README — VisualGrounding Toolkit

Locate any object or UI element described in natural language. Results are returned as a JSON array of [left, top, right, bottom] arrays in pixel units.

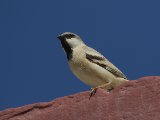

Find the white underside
[[68, 45, 127, 89]]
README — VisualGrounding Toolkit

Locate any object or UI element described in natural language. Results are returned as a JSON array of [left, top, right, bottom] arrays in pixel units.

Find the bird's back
[[83, 46, 127, 79]]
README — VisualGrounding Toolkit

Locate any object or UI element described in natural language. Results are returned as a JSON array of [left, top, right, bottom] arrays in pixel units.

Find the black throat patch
[[60, 40, 72, 60]]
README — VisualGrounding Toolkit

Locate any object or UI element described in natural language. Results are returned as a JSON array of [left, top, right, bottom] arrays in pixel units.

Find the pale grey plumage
[[84, 46, 127, 79], [58, 32, 128, 90]]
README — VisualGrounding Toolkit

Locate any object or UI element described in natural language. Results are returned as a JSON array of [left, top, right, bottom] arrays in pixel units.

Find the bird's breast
[[68, 55, 109, 87]]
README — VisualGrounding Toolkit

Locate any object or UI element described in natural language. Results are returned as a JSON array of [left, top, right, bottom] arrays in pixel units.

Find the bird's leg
[[89, 87, 98, 99], [89, 82, 112, 99]]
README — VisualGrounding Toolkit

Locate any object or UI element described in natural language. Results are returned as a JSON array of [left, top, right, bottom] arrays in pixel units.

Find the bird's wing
[[84, 47, 127, 79]]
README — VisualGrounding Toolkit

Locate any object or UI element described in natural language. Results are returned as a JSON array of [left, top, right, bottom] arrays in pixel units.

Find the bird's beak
[[57, 35, 62, 40]]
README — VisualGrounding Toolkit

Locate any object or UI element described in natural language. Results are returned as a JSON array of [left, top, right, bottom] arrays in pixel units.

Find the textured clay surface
[[1, 76, 160, 120]]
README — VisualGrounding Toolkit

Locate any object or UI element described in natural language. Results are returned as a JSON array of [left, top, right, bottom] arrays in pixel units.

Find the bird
[[57, 32, 128, 98]]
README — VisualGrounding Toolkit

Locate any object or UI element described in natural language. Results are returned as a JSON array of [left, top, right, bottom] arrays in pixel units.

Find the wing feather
[[85, 47, 127, 79]]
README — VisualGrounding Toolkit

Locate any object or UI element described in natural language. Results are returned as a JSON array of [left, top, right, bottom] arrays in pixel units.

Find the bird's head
[[57, 32, 84, 49], [57, 32, 84, 60]]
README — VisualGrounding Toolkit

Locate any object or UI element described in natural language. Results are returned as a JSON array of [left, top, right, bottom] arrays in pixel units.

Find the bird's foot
[[89, 87, 98, 99]]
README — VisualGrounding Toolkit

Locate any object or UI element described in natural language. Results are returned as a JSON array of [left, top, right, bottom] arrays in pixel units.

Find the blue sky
[[0, 0, 160, 110]]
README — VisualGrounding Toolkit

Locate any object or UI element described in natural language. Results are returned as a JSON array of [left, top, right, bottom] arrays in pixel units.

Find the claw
[[89, 88, 98, 99]]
